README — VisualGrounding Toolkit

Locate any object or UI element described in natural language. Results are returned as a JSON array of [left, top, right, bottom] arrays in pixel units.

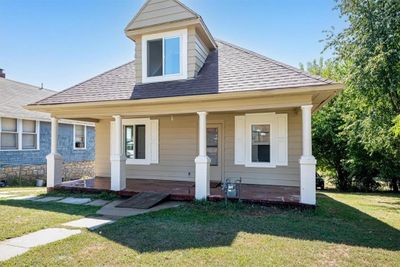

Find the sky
[[0, 0, 346, 91]]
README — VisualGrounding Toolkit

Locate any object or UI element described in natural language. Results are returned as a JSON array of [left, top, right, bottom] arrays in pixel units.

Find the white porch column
[[110, 115, 126, 191], [299, 105, 317, 205], [46, 117, 63, 188], [195, 111, 210, 200]]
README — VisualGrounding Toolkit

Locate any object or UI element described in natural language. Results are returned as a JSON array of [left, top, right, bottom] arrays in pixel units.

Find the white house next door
[[207, 124, 223, 182]]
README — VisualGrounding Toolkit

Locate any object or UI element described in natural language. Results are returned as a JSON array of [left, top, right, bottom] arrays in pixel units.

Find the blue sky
[[0, 0, 346, 91]]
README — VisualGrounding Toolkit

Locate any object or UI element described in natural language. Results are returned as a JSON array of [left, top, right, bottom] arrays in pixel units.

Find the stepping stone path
[[86, 199, 110, 206], [0, 228, 81, 262], [33, 196, 64, 202], [8, 195, 40, 201], [57, 197, 91, 205], [62, 217, 115, 230]]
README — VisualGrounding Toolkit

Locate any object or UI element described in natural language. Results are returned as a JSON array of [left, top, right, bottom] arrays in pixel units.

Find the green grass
[[1, 192, 400, 266], [0, 187, 101, 240]]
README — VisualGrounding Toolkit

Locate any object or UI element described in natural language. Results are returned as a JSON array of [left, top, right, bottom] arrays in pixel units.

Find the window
[[147, 37, 181, 77], [251, 125, 270, 163], [142, 29, 187, 83], [124, 125, 146, 160], [207, 127, 218, 166], [111, 118, 159, 165], [22, 120, 38, 149], [0, 118, 39, 150], [74, 124, 86, 149], [234, 113, 288, 168], [1, 118, 18, 150]]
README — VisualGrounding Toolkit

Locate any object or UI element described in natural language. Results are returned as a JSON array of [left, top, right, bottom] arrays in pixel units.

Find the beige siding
[[194, 31, 209, 74], [95, 119, 111, 177], [95, 111, 301, 187], [187, 26, 197, 78], [127, 0, 196, 31], [135, 36, 142, 83]]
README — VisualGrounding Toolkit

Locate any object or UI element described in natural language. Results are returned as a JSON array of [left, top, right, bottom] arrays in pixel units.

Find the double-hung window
[[74, 124, 86, 149], [0, 118, 39, 150], [142, 29, 187, 83], [22, 120, 38, 150], [0, 118, 18, 150]]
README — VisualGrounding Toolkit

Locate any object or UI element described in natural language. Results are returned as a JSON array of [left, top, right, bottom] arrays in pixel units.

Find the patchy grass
[[0, 187, 100, 240], [1, 192, 399, 266]]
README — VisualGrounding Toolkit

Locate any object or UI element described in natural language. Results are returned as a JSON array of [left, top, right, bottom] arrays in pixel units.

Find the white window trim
[[235, 113, 288, 168], [73, 124, 87, 150], [123, 118, 150, 165], [141, 29, 188, 83], [0, 117, 40, 151]]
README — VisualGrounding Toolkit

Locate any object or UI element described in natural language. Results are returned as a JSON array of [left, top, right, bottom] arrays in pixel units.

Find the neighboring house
[[27, 0, 343, 205], [0, 69, 95, 182]]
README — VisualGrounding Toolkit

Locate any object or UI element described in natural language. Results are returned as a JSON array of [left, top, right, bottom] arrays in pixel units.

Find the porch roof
[[31, 40, 339, 106]]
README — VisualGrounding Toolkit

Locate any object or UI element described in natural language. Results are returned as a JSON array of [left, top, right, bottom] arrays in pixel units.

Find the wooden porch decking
[[58, 177, 301, 206]]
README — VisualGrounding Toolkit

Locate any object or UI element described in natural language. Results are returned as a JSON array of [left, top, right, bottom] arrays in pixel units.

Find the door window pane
[[207, 128, 218, 166], [251, 125, 270, 163], [74, 125, 86, 148], [2, 118, 17, 132], [164, 37, 180, 75], [1, 133, 17, 150], [147, 39, 163, 77], [135, 125, 146, 159]]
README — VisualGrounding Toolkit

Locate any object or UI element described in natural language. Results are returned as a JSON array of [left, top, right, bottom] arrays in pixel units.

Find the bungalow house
[[0, 70, 95, 183], [27, 0, 342, 205]]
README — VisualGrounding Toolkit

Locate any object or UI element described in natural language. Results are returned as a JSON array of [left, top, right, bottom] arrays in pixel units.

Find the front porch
[[58, 177, 301, 205]]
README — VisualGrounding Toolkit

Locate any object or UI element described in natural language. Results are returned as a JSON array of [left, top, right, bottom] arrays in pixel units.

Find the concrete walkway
[[0, 228, 81, 262]]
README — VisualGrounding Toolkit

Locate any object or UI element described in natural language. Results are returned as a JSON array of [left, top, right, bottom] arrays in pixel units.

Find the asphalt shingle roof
[[0, 78, 55, 120], [34, 40, 335, 105]]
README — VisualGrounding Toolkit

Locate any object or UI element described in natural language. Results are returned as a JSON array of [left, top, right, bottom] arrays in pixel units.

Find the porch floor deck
[[58, 177, 301, 205]]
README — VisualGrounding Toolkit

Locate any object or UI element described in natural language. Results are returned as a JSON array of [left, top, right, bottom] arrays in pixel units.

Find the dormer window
[[142, 29, 187, 83]]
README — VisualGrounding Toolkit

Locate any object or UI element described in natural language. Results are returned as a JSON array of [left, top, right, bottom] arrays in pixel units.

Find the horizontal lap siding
[[129, 0, 195, 30], [126, 115, 197, 181], [210, 112, 301, 187], [95, 119, 111, 177], [95, 112, 301, 186]]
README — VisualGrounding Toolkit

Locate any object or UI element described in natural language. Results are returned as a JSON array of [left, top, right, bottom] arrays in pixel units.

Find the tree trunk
[[391, 177, 399, 192]]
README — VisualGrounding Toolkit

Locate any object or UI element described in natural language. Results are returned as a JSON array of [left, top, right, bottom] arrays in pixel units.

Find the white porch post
[[110, 115, 126, 191], [299, 105, 317, 205], [46, 117, 63, 188], [195, 111, 210, 200]]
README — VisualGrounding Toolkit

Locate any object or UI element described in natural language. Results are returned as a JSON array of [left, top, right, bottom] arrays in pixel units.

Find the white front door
[[207, 124, 223, 182]]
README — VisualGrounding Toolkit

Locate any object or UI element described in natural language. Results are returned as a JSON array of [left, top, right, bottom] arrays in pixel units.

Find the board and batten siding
[[95, 111, 301, 187]]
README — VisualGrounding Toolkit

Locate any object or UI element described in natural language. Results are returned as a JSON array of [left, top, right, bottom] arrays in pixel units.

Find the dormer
[[125, 0, 217, 84]]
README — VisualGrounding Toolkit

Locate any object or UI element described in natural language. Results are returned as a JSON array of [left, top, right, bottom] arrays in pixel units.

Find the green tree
[[324, 0, 400, 191]]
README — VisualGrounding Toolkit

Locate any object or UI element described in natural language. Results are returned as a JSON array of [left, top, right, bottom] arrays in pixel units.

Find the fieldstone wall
[[0, 161, 95, 185]]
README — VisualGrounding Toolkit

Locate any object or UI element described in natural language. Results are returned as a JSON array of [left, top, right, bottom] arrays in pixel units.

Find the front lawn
[[1, 191, 399, 266], [0, 187, 100, 240]]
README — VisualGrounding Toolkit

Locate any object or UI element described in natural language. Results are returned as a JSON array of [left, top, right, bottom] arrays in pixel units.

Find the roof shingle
[[34, 40, 335, 105]]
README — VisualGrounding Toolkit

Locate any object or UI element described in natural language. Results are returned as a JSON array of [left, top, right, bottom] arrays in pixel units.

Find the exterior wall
[[0, 121, 95, 165], [194, 30, 209, 74], [127, 0, 196, 31], [0, 161, 95, 183], [95, 111, 301, 187]]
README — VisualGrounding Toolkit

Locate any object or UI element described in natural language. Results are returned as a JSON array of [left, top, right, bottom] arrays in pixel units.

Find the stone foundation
[[0, 161, 95, 184]]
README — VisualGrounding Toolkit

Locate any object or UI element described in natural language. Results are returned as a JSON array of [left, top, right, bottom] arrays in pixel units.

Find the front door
[[207, 124, 223, 182]]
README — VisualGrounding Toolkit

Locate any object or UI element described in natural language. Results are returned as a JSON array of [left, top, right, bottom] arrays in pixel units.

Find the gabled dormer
[[125, 0, 217, 84]]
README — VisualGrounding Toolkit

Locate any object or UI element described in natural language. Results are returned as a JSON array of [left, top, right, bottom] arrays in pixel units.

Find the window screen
[[251, 125, 270, 163], [147, 39, 163, 77]]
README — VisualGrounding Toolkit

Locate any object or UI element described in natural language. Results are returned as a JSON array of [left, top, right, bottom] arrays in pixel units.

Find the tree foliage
[[307, 0, 400, 191]]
